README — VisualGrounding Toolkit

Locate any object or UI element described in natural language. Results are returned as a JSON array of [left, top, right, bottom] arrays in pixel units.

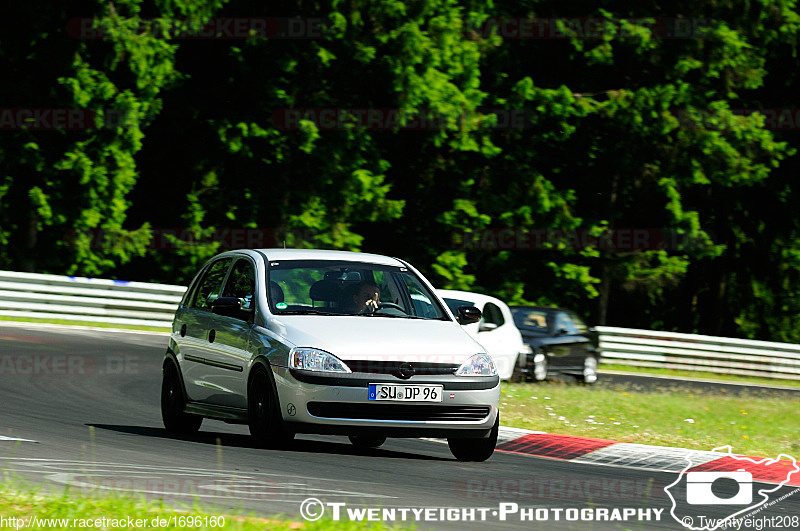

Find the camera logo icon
[[686, 469, 752, 505]]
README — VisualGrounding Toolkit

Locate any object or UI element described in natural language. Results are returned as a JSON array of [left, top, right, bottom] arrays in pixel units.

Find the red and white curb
[[496, 427, 800, 487]]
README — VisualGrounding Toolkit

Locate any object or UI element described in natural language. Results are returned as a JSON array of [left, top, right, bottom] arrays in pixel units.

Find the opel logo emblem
[[397, 362, 415, 379]]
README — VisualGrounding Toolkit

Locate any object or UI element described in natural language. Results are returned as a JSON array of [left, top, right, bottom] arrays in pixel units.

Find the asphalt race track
[[1, 323, 798, 530]]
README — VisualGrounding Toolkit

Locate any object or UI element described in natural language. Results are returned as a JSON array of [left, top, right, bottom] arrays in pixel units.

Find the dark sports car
[[509, 306, 601, 384]]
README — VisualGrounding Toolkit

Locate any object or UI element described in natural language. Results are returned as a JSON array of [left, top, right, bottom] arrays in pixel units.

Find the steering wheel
[[376, 302, 407, 313]]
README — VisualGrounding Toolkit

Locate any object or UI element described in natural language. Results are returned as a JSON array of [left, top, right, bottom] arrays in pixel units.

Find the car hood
[[269, 315, 485, 365]]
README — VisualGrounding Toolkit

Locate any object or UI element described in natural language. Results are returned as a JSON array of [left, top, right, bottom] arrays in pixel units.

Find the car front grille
[[344, 360, 458, 377], [307, 402, 491, 422]]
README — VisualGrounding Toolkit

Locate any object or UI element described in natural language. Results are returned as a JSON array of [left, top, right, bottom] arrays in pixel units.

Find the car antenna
[[283, 240, 286, 249]]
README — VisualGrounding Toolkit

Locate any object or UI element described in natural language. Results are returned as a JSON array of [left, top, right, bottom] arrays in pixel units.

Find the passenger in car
[[269, 281, 284, 305]]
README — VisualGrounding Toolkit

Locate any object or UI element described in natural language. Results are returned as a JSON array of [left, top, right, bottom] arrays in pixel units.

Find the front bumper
[[524, 352, 600, 375], [272, 366, 500, 438]]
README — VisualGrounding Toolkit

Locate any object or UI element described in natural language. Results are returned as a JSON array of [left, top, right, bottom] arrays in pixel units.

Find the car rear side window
[[482, 303, 505, 327], [554, 312, 578, 334], [569, 312, 588, 333], [444, 298, 474, 316], [190, 258, 233, 311]]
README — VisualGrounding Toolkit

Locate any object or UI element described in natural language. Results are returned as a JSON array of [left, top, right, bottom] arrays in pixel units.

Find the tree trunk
[[598, 259, 611, 325], [597, 173, 620, 325], [21, 207, 38, 272]]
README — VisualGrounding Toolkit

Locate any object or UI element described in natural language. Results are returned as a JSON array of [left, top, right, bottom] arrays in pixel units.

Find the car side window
[[482, 303, 505, 327], [222, 259, 256, 310], [190, 258, 233, 311], [554, 312, 577, 334], [445, 298, 474, 316], [397, 273, 436, 317], [569, 312, 588, 333]]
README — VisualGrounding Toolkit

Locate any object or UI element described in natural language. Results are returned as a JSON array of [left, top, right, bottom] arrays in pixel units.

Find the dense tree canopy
[[1, 0, 799, 341]]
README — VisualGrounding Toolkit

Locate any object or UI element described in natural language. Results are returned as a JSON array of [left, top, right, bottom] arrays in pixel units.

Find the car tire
[[348, 435, 387, 448], [447, 414, 499, 462], [577, 356, 599, 385], [510, 354, 526, 383], [248, 367, 294, 448], [532, 350, 548, 382], [161, 361, 203, 434]]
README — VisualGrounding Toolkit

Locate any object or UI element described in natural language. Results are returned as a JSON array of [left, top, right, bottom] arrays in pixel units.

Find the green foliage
[[432, 250, 476, 290], [2, 0, 800, 341], [0, 0, 220, 275]]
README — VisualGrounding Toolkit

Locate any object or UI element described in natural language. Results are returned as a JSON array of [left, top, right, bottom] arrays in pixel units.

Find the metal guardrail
[[597, 326, 800, 381], [0, 270, 186, 328], [1, 270, 799, 381]]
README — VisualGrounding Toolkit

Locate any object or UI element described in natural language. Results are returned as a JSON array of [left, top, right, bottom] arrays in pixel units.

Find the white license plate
[[368, 383, 443, 402]]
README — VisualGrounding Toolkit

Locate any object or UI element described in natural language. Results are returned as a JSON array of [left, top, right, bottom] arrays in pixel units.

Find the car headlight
[[289, 348, 352, 373], [455, 353, 497, 376]]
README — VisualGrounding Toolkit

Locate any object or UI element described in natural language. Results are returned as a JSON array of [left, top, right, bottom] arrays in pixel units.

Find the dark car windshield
[[511, 307, 553, 333], [267, 260, 448, 320]]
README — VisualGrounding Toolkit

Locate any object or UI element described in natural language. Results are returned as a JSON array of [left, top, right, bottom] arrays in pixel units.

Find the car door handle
[[208, 329, 216, 343]]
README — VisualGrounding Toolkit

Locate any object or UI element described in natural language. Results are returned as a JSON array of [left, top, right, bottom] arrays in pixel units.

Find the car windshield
[[267, 260, 449, 320], [511, 308, 552, 332]]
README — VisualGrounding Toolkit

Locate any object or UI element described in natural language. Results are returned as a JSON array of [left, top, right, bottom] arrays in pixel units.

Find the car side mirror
[[555, 327, 568, 336], [478, 322, 498, 333], [456, 305, 481, 325], [212, 296, 253, 321]]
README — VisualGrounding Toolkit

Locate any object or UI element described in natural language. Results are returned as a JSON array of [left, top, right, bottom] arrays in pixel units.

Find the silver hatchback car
[[161, 249, 501, 461]]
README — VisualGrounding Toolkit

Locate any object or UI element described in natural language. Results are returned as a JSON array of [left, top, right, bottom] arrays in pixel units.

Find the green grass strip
[[600, 363, 800, 389], [0, 316, 168, 333], [0, 475, 408, 530], [500, 379, 800, 458]]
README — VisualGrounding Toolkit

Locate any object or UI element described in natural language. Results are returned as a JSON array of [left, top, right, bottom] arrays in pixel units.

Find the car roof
[[436, 289, 507, 308], [254, 248, 405, 267]]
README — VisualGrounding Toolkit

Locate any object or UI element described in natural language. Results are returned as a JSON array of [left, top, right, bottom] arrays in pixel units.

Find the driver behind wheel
[[348, 281, 380, 314]]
